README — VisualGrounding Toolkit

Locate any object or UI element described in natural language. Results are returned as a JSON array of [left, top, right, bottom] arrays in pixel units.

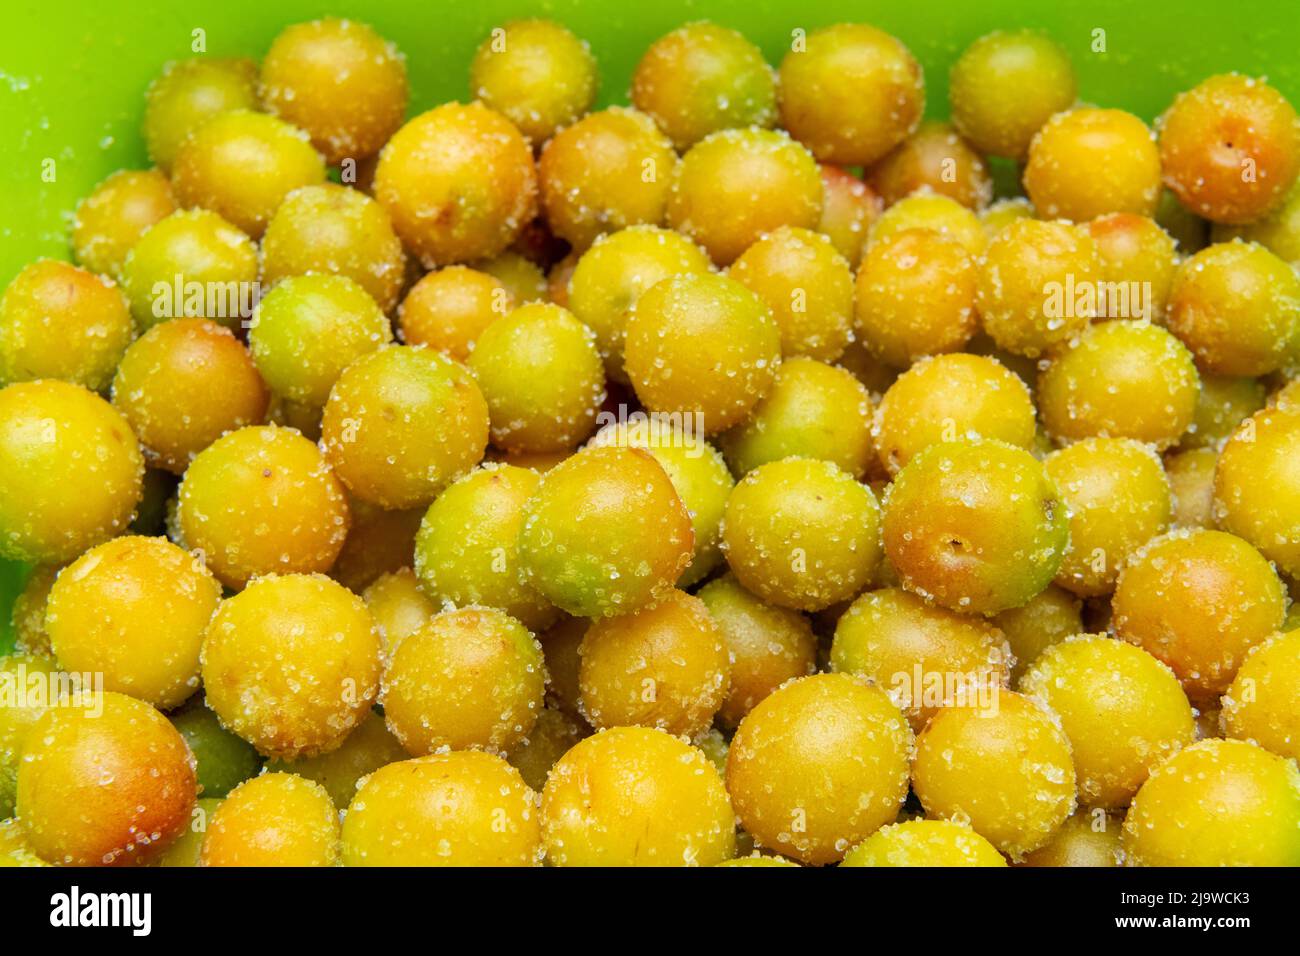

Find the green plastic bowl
[[0, 0, 1296, 648]]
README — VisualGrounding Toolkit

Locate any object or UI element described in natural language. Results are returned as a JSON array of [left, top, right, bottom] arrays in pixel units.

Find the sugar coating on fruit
[[568, 225, 712, 383], [17, 691, 197, 866], [841, 819, 1007, 867], [729, 226, 854, 362], [722, 457, 882, 612], [518, 444, 694, 617], [696, 574, 817, 728], [721, 357, 875, 480], [1021, 634, 1195, 808], [539, 108, 677, 251], [588, 421, 734, 587], [47, 535, 221, 709], [468, 303, 606, 454], [831, 586, 1011, 732], [543, 726, 735, 866], [374, 102, 538, 267], [200, 772, 340, 867], [632, 22, 776, 150], [381, 606, 545, 755], [1, 260, 134, 392], [1113, 528, 1286, 700], [172, 110, 326, 238], [0, 381, 143, 565], [1121, 738, 1300, 866], [262, 183, 407, 313], [260, 17, 408, 166], [912, 691, 1076, 859], [1213, 407, 1300, 578], [200, 573, 381, 759], [726, 673, 912, 865], [666, 128, 823, 265], [882, 440, 1068, 615], [578, 588, 730, 738], [322, 345, 489, 510], [178, 425, 350, 588]]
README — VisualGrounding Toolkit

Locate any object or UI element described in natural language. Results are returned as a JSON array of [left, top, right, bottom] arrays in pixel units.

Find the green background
[[0, 0, 1297, 647]]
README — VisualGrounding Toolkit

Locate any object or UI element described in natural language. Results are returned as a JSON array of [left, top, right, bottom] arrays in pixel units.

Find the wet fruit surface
[[1021, 635, 1195, 808], [542, 725, 734, 866], [568, 225, 712, 383], [855, 228, 979, 368], [578, 588, 729, 738], [723, 457, 881, 612], [1113, 529, 1286, 700], [518, 444, 693, 618], [1222, 629, 1300, 761], [729, 226, 854, 362], [589, 421, 733, 586], [883, 440, 1068, 615], [414, 464, 556, 631], [200, 573, 381, 758], [374, 102, 537, 267], [721, 357, 874, 479], [867, 122, 992, 210], [343, 751, 542, 866], [144, 57, 259, 173], [873, 354, 1036, 475], [727, 673, 911, 865], [697, 574, 816, 728], [381, 606, 544, 755], [913, 691, 1076, 859], [1121, 739, 1300, 866], [0, 381, 143, 565], [18, 691, 197, 866], [177, 425, 350, 588]]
